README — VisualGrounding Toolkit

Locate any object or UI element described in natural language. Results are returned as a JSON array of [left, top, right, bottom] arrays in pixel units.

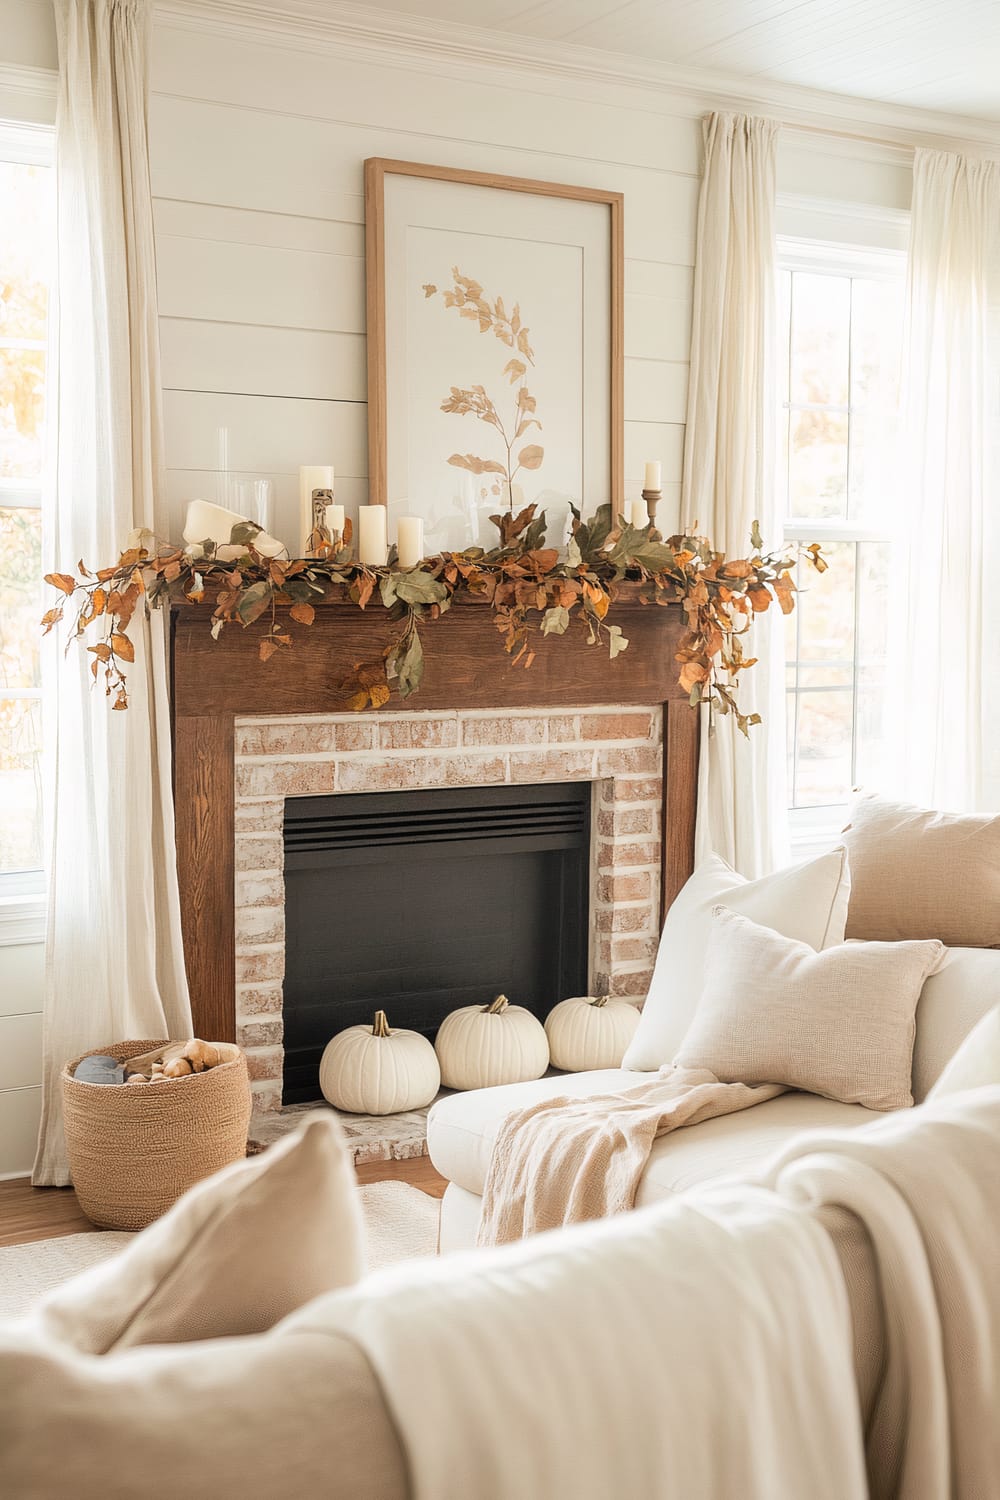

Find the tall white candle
[[628, 498, 648, 529], [396, 515, 424, 569], [358, 505, 388, 566], [643, 460, 662, 491], [324, 503, 345, 539], [299, 465, 335, 553]]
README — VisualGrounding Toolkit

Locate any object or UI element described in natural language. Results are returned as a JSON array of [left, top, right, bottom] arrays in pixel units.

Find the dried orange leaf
[[45, 573, 77, 595]]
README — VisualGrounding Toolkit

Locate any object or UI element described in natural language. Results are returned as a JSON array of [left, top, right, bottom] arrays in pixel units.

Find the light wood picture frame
[[365, 158, 624, 554]]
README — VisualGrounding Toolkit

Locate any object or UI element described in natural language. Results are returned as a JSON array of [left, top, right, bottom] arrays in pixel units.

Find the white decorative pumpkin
[[544, 994, 641, 1072], [435, 994, 549, 1091], [319, 1010, 440, 1115]]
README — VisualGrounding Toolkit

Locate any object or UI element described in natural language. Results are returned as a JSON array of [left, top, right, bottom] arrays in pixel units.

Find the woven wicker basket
[[62, 1039, 252, 1230]]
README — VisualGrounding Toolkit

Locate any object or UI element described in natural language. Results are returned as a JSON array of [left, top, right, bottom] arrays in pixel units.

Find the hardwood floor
[[0, 1155, 447, 1248]]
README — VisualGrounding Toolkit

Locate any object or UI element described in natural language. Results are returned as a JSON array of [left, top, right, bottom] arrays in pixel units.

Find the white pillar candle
[[628, 498, 649, 529], [182, 498, 285, 560], [183, 499, 244, 548], [325, 503, 345, 539], [299, 465, 335, 509], [643, 460, 662, 491], [396, 515, 424, 569], [358, 505, 389, 566], [299, 465, 335, 553]]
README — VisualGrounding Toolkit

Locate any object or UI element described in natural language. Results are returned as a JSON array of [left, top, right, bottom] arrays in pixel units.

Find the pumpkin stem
[[592, 995, 610, 1008], [372, 1010, 391, 1037], [485, 994, 509, 1015]]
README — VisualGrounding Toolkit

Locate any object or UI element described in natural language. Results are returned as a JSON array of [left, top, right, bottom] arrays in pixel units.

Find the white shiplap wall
[[150, 18, 699, 548], [0, 1, 916, 1174]]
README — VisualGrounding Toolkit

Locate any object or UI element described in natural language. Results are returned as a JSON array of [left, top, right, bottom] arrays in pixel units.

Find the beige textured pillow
[[623, 847, 851, 1071], [842, 793, 1000, 946], [929, 1007, 1000, 1098], [675, 908, 945, 1110], [27, 1114, 364, 1354]]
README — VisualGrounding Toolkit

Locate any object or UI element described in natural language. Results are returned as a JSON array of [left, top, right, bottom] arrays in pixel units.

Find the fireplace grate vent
[[284, 794, 588, 856]]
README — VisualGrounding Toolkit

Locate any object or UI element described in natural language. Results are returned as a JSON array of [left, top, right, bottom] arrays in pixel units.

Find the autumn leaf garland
[[42, 505, 826, 734]]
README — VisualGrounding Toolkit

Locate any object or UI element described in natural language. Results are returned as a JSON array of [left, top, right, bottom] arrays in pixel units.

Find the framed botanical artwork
[[365, 158, 623, 555]]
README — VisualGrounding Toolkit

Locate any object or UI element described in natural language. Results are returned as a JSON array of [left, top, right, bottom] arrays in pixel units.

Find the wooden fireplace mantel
[[171, 588, 699, 1042]]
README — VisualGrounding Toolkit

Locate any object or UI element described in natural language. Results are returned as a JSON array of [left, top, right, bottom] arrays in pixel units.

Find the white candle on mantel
[[643, 460, 662, 491], [358, 504, 388, 566], [397, 515, 424, 569], [299, 465, 335, 552], [324, 503, 345, 539], [628, 498, 648, 529]]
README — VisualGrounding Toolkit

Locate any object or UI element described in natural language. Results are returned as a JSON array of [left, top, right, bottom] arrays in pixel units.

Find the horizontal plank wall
[[149, 20, 696, 548]]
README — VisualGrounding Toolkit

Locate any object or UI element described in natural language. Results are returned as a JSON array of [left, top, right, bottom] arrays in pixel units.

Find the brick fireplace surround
[[170, 589, 699, 1106], [235, 706, 664, 1110]]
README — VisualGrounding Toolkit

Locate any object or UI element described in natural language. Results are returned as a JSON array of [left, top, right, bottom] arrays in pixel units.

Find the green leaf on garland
[[607, 624, 628, 660], [229, 521, 263, 545], [236, 580, 272, 625], [521, 510, 548, 552], [396, 629, 424, 698], [541, 604, 570, 636], [393, 571, 449, 607]]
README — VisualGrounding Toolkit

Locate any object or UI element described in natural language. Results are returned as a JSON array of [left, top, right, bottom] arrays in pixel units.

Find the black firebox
[[281, 783, 591, 1103]]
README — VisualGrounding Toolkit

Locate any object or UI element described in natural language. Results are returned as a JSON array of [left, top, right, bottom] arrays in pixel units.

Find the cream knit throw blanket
[[478, 1065, 784, 1245]]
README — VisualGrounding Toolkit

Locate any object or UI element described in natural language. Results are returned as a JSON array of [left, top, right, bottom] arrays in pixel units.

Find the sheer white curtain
[[682, 112, 787, 878], [894, 149, 1000, 813], [35, 0, 192, 1184]]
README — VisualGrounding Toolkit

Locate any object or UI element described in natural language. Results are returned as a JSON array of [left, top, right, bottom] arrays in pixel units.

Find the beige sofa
[[2, 1187, 884, 1500], [429, 946, 1000, 1250]]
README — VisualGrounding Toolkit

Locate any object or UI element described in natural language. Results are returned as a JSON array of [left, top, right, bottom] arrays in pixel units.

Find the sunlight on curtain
[[682, 113, 787, 877], [35, 0, 192, 1184], [894, 150, 1000, 813]]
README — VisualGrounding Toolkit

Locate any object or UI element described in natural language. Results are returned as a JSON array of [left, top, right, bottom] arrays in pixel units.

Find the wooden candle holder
[[641, 487, 662, 532]]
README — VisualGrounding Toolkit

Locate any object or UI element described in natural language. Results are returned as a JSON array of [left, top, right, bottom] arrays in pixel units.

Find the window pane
[[792, 691, 853, 807], [789, 272, 850, 407], [0, 696, 42, 872], [0, 346, 46, 480], [0, 161, 51, 343], [787, 407, 849, 519], [0, 505, 43, 689], [793, 539, 856, 665], [855, 540, 891, 789], [850, 277, 903, 408], [0, 153, 51, 878], [848, 278, 904, 523]]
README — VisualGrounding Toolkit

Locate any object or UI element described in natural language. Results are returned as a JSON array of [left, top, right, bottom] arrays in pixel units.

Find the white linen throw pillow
[[675, 908, 945, 1110], [623, 848, 851, 1071]]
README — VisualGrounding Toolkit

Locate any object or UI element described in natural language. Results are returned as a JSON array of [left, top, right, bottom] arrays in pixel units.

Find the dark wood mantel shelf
[[171, 589, 699, 1041]]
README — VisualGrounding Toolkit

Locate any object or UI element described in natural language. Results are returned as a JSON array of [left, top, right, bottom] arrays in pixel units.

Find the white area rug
[[0, 1180, 439, 1318]]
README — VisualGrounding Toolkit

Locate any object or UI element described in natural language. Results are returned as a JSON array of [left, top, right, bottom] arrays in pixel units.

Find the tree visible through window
[[0, 149, 52, 880], [777, 241, 905, 839]]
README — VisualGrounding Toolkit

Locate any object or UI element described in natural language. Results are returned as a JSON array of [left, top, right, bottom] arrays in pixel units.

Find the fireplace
[[281, 783, 591, 1103], [170, 588, 699, 1112]]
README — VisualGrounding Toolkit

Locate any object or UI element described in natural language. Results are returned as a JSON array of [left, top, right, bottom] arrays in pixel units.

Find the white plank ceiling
[[365, 0, 1000, 122]]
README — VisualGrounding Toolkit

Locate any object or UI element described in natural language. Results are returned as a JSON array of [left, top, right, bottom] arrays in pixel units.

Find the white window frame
[[0, 119, 54, 943], [776, 229, 908, 857]]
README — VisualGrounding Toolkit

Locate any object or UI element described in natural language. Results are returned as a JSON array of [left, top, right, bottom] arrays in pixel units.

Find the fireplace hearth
[[281, 784, 591, 1103]]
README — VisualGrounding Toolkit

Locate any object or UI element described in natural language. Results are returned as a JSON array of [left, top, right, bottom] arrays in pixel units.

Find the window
[[777, 239, 906, 846], [0, 126, 53, 909]]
